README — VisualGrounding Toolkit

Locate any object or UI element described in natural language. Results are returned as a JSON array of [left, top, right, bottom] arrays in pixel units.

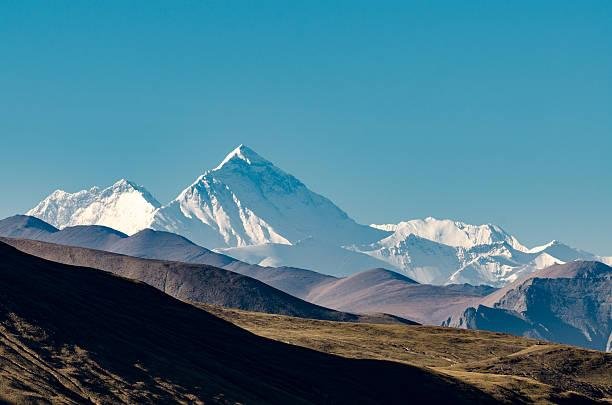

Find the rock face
[[445, 261, 612, 351]]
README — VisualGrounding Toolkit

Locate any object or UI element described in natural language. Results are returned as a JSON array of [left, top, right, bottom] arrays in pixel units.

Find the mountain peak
[[113, 178, 137, 189], [26, 179, 161, 235], [214, 144, 271, 170]]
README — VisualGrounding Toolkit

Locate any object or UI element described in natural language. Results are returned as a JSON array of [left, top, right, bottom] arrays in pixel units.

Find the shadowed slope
[[0, 216, 339, 299], [0, 241, 492, 404], [0, 237, 410, 324]]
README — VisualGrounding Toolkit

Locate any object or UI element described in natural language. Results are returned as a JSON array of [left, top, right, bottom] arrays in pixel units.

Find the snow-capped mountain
[[526, 240, 597, 261], [28, 145, 387, 251], [370, 217, 528, 251], [27, 179, 161, 235], [359, 219, 568, 286], [354, 234, 461, 284], [151, 145, 387, 248], [354, 235, 546, 287], [25, 145, 610, 287], [358, 218, 611, 286]]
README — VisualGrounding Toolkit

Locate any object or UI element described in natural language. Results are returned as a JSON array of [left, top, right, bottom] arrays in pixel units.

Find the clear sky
[[1, 1, 610, 254]]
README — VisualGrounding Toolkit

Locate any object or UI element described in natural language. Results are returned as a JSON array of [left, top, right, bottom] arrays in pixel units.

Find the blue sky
[[1, 1, 610, 254]]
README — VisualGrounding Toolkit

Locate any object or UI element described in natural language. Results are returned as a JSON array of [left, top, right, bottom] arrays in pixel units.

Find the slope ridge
[[0, 237, 408, 324]]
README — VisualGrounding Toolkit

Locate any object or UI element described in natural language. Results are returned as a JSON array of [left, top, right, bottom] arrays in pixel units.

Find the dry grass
[[203, 304, 612, 404]]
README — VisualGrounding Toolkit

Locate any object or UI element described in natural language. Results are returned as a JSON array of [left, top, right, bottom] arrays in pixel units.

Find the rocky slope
[[445, 261, 612, 351]]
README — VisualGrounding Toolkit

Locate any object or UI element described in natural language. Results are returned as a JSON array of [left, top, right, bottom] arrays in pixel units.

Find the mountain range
[[26, 145, 611, 287], [0, 216, 407, 324], [0, 215, 482, 325], [2, 214, 609, 352]]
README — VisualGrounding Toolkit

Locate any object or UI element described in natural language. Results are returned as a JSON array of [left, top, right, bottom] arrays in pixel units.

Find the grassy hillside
[[204, 305, 611, 404]]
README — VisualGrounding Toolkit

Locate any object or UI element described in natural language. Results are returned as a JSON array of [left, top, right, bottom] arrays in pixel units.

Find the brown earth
[[204, 305, 612, 404]]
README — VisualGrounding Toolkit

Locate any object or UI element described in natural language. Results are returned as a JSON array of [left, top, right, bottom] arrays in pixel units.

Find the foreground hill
[[0, 241, 484, 404], [0, 237, 408, 324], [445, 261, 612, 351], [206, 305, 612, 404]]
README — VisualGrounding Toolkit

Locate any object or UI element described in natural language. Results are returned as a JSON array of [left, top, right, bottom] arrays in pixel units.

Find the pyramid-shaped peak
[[112, 178, 139, 189], [214, 144, 272, 170], [106, 179, 161, 207]]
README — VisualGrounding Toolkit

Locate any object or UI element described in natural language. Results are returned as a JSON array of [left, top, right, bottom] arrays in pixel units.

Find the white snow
[[27, 179, 160, 235], [370, 223, 399, 232], [355, 225, 579, 287], [25, 145, 610, 287], [374, 217, 528, 251], [150, 145, 386, 248], [599, 256, 612, 266]]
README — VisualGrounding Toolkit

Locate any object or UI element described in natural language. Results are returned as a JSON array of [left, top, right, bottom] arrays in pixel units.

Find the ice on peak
[[369, 217, 528, 252], [110, 179, 159, 203], [50, 189, 68, 197], [152, 143, 386, 248], [113, 178, 137, 188], [528, 240, 561, 253], [27, 179, 161, 235], [214, 144, 271, 170]]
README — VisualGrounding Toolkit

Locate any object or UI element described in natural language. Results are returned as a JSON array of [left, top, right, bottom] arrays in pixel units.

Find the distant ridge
[[0, 214, 58, 238], [0, 215, 339, 300], [306, 268, 494, 325], [0, 236, 413, 325], [445, 261, 612, 351]]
